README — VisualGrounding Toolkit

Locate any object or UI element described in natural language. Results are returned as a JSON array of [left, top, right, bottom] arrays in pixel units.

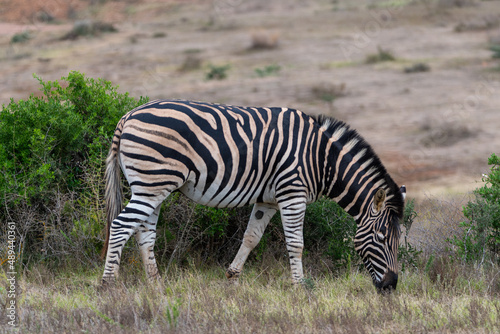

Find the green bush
[[303, 197, 358, 268], [194, 205, 235, 238], [490, 44, 500, 59], [11, 31, 32, 44], [254, 64, 281, 77], [450, 154, 500, 264], [0, 71, 147, 265], [205, 64, 230, 80], [0, 71, 147, 205]]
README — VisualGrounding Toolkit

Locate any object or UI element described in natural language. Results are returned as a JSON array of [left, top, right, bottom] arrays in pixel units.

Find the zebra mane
[[313, 114, 404, 218]]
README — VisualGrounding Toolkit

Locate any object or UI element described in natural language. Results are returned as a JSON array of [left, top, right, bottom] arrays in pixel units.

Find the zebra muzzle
[[376, 270, 398, 293]]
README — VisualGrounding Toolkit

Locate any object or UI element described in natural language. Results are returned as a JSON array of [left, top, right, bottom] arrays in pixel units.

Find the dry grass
[[7, 259, 499, 333], [409, 195, 470, 256], [419, 121, 477, 148]]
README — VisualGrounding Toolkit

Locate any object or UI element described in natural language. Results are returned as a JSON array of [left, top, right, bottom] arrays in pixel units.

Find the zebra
[[101, 99, 406, 291]]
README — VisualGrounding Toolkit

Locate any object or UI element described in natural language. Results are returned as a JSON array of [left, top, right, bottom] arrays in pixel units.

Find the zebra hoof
[[225, 268, 240, 285]]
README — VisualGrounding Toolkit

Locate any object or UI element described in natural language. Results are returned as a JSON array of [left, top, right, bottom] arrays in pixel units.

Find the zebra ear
[[400, 185, 406, 201], [373, 188, 386, 212]]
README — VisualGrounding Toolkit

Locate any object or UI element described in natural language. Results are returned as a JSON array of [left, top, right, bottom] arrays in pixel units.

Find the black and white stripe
[[101, 100, 405, 290]]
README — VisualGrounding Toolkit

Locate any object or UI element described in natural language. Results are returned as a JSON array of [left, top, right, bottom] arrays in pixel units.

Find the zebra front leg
[[135, 204, 162, 281], [102, 196, 165, 284], [279, 200, 306, 285], [226, 204, 277, 282]]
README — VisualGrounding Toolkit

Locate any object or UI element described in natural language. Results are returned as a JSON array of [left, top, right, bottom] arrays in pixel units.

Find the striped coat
[[102, 100, 405, 291]]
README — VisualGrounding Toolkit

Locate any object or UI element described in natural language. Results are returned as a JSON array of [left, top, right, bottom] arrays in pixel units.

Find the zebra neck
[[323, 155, 386, 220], [312, 115, 401, 221], [332, 181, 383, 220]]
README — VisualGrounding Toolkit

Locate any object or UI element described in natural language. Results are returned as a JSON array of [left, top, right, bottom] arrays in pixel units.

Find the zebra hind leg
[[102, 194, 167, 284], [226, 204, 277, 283], [135, 204, 162, 281]]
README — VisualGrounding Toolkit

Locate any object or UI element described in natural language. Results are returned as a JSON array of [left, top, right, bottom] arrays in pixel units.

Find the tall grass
[[11, 259, 500, 333]]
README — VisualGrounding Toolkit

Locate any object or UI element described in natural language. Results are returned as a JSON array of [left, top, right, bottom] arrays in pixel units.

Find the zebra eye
[[376, 232, 386, 242]]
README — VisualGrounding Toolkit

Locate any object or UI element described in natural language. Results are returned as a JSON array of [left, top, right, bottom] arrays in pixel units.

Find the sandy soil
[[1, 0, 499, 200]]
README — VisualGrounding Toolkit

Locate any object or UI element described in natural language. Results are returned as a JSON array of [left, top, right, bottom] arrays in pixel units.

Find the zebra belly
[[178, 177, 275, 208]]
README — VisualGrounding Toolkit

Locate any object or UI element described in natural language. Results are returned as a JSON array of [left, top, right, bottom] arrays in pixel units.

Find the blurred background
[[1, 0, 499, 201]]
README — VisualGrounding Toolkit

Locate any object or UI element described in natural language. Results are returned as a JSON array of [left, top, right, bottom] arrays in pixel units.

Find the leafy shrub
[[194, 205, 235, 238], [303, 197, 358, 268], [11, 31, 32, 43], [449, 154, 500, 264], [0, 71, 147, 204], [205, 64, 230, 80], [0, 71, 147, 265], [490, 44, 500, 59], [254, 64, 281, 77]]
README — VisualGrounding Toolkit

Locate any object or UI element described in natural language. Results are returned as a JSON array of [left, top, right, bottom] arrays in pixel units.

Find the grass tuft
[[365, 47, 396, 64], [61, 20, 117, 40], [254, 64, 281, 77], [311, 82, 347, 103], [205, 64, 230, 80], [11, 31, 32, 44], [404, 62, 431, 73]]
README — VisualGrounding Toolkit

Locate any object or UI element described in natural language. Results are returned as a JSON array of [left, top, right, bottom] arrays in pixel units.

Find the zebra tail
[[101, 142, 123, 260]]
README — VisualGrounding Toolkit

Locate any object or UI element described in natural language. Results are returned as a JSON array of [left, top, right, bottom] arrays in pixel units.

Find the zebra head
[[354, 185, 406, 292]]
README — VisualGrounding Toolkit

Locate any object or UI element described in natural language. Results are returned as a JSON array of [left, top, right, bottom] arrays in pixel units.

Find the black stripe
[[130, 180, 178, 188], [123, 207, 149, 216], [125, 165, 186, 181], [129, 199, 155, 209]]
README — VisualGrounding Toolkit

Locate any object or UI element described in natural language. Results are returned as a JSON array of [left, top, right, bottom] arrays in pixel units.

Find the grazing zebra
[[102, 100, 406, 291]]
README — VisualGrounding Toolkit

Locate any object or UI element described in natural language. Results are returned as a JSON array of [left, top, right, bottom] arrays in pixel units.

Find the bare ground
[[1, 0, 499, 199]]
